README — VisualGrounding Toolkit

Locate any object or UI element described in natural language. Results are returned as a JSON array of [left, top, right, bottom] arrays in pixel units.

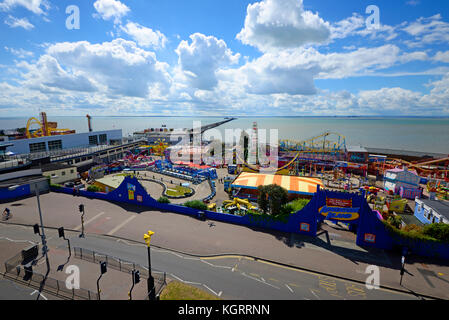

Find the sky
[[0, 0, 449, 117]]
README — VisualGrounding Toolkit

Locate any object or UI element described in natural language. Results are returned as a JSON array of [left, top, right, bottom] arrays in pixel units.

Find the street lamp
[[15, 177, 54, 300], [144, 230, 156, 300]]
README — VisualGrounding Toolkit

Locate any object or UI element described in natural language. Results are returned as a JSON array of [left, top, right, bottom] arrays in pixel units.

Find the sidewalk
[[1, 241, 150, 300]]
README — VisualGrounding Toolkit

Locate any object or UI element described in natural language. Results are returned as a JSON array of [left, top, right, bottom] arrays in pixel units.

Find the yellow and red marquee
[[231, 172, 324, 195]]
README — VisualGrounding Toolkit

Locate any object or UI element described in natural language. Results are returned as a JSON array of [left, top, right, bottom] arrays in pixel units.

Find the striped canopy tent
[[231, 172, 324, 196]]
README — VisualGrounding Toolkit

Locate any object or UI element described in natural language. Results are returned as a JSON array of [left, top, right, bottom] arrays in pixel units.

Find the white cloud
[[0, 0, 49, 15], [120, 22, 167, 49], [18, 39, 172, 98], [4, 15, 34, 30], [5, 46, 34, 58], [400, 51, 428, 63], [236, 0, 330, 52], [176, 33, 240, 90], [18, 55, 98, 93], [93, 0, 130, 24], [434, 51, 449, 64], [225, 50, 320, 95], [330, 14, 365, 40], [402, 14, 449, 47]]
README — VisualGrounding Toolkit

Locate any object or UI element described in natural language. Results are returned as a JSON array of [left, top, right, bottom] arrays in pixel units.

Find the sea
[[1, 116, 448, 155]]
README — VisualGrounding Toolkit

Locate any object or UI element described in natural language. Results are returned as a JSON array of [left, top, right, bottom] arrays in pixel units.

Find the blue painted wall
[[0, 184, 31, 201], [51, 176, 449, 260]]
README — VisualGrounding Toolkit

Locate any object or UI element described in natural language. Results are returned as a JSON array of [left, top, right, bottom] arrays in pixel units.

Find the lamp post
[[144, 230, 156, 300], [12, 181, 52, 277], [15, 178, 54, 300]]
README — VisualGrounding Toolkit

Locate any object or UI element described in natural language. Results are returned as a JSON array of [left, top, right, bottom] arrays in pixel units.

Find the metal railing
[[0, 155, 32, 171], [74, 247, 167, 298], [3, 250, 98, 300]]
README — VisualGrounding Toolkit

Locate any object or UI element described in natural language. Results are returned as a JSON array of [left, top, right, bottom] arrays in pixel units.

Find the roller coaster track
[[279, 131, 347, 153], [238, 132, 346, 173], [389, 157, 449, 173]]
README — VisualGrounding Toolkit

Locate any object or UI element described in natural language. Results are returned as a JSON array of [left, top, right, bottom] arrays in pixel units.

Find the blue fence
[[0, 184, 31, 201], [50, 176, 449, 260]]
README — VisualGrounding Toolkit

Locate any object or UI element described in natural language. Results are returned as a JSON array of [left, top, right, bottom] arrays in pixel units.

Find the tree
[[257, 184, 289, 216], [257, 186, 269, 214]]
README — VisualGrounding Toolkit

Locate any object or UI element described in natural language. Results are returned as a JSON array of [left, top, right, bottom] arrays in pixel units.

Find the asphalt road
[[0, 224, 421, 300]]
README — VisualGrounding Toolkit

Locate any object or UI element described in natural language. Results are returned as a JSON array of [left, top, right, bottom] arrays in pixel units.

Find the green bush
[[422, 223, 449, 243], [157, 196, 171, 204], [50, 183, 62, 189], [87, 185, 101, 192], [184, 200, 208, 211], [387, 215, 403, 229], [382, 221, 441, 243], [287, 198, 311, 213]]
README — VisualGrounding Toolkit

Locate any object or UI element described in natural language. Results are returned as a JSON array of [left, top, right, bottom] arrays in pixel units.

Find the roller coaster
[[279, 132, 347, 154], [239, 132, 347, 173]]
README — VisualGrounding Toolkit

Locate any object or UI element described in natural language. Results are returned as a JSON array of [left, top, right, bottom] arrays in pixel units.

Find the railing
[[3, 250, 98, 300], [74, 247, 167, 298], [0, 155, 32, 171], [27, 139, 146, 162]]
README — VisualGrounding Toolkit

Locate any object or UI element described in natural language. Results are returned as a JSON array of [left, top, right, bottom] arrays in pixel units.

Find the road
[[0, 224, 421, 300], [1, 191, 448, 299]]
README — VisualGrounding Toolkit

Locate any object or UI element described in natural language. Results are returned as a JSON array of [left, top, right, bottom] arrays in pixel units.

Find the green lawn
[[160, 281, 221, 300]]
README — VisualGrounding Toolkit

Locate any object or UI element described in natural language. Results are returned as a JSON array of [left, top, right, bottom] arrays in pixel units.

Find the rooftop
[[419, 199, 449, 220], [95, 175, 125, 189], [32, 163, 76, 172], [231, 172, 324, 195], [347, 146, 368, 153]]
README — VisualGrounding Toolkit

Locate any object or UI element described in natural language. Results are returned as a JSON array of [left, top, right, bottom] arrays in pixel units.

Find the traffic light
[[33, 224, 40, 235], [58, 227, 65, 238], [79, 204, 84, 213], [100, 261, 107, 274], [132, 270, 140, 284], [143, 230, 155, 247]]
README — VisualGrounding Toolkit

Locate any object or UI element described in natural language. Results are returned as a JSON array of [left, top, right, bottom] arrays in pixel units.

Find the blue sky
[[0, 0, 448, 117]]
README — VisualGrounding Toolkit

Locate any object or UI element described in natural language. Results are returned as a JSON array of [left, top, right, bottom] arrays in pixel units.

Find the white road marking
[[201, 260, 232, 269], [170, 273, 185, 282], [0, 237, 36, 245], [107, 216, 136, 235], [202, 284, 223, 297], [116, 239, 145, 247], [285, 284, 294, 293], [310, 289, 321, 300], [30, 290, 48, 300], [241, 272, 280, 289], [74, 212, 105, 231]]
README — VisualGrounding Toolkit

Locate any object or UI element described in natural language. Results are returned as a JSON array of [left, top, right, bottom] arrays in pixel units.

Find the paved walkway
[[2, 192, 449, 299]]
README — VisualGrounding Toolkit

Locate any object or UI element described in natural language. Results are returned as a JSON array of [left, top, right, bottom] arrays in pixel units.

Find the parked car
[[64, 182, 75, 188]]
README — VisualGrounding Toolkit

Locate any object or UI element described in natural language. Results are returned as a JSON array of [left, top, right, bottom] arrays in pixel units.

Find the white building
[[3, 130, 123, 155]]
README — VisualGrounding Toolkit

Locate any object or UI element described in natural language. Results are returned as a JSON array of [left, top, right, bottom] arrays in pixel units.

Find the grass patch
[[160, 281, 221, 300], [166, 185, 192, 197], [183, 200, 208, 210]]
